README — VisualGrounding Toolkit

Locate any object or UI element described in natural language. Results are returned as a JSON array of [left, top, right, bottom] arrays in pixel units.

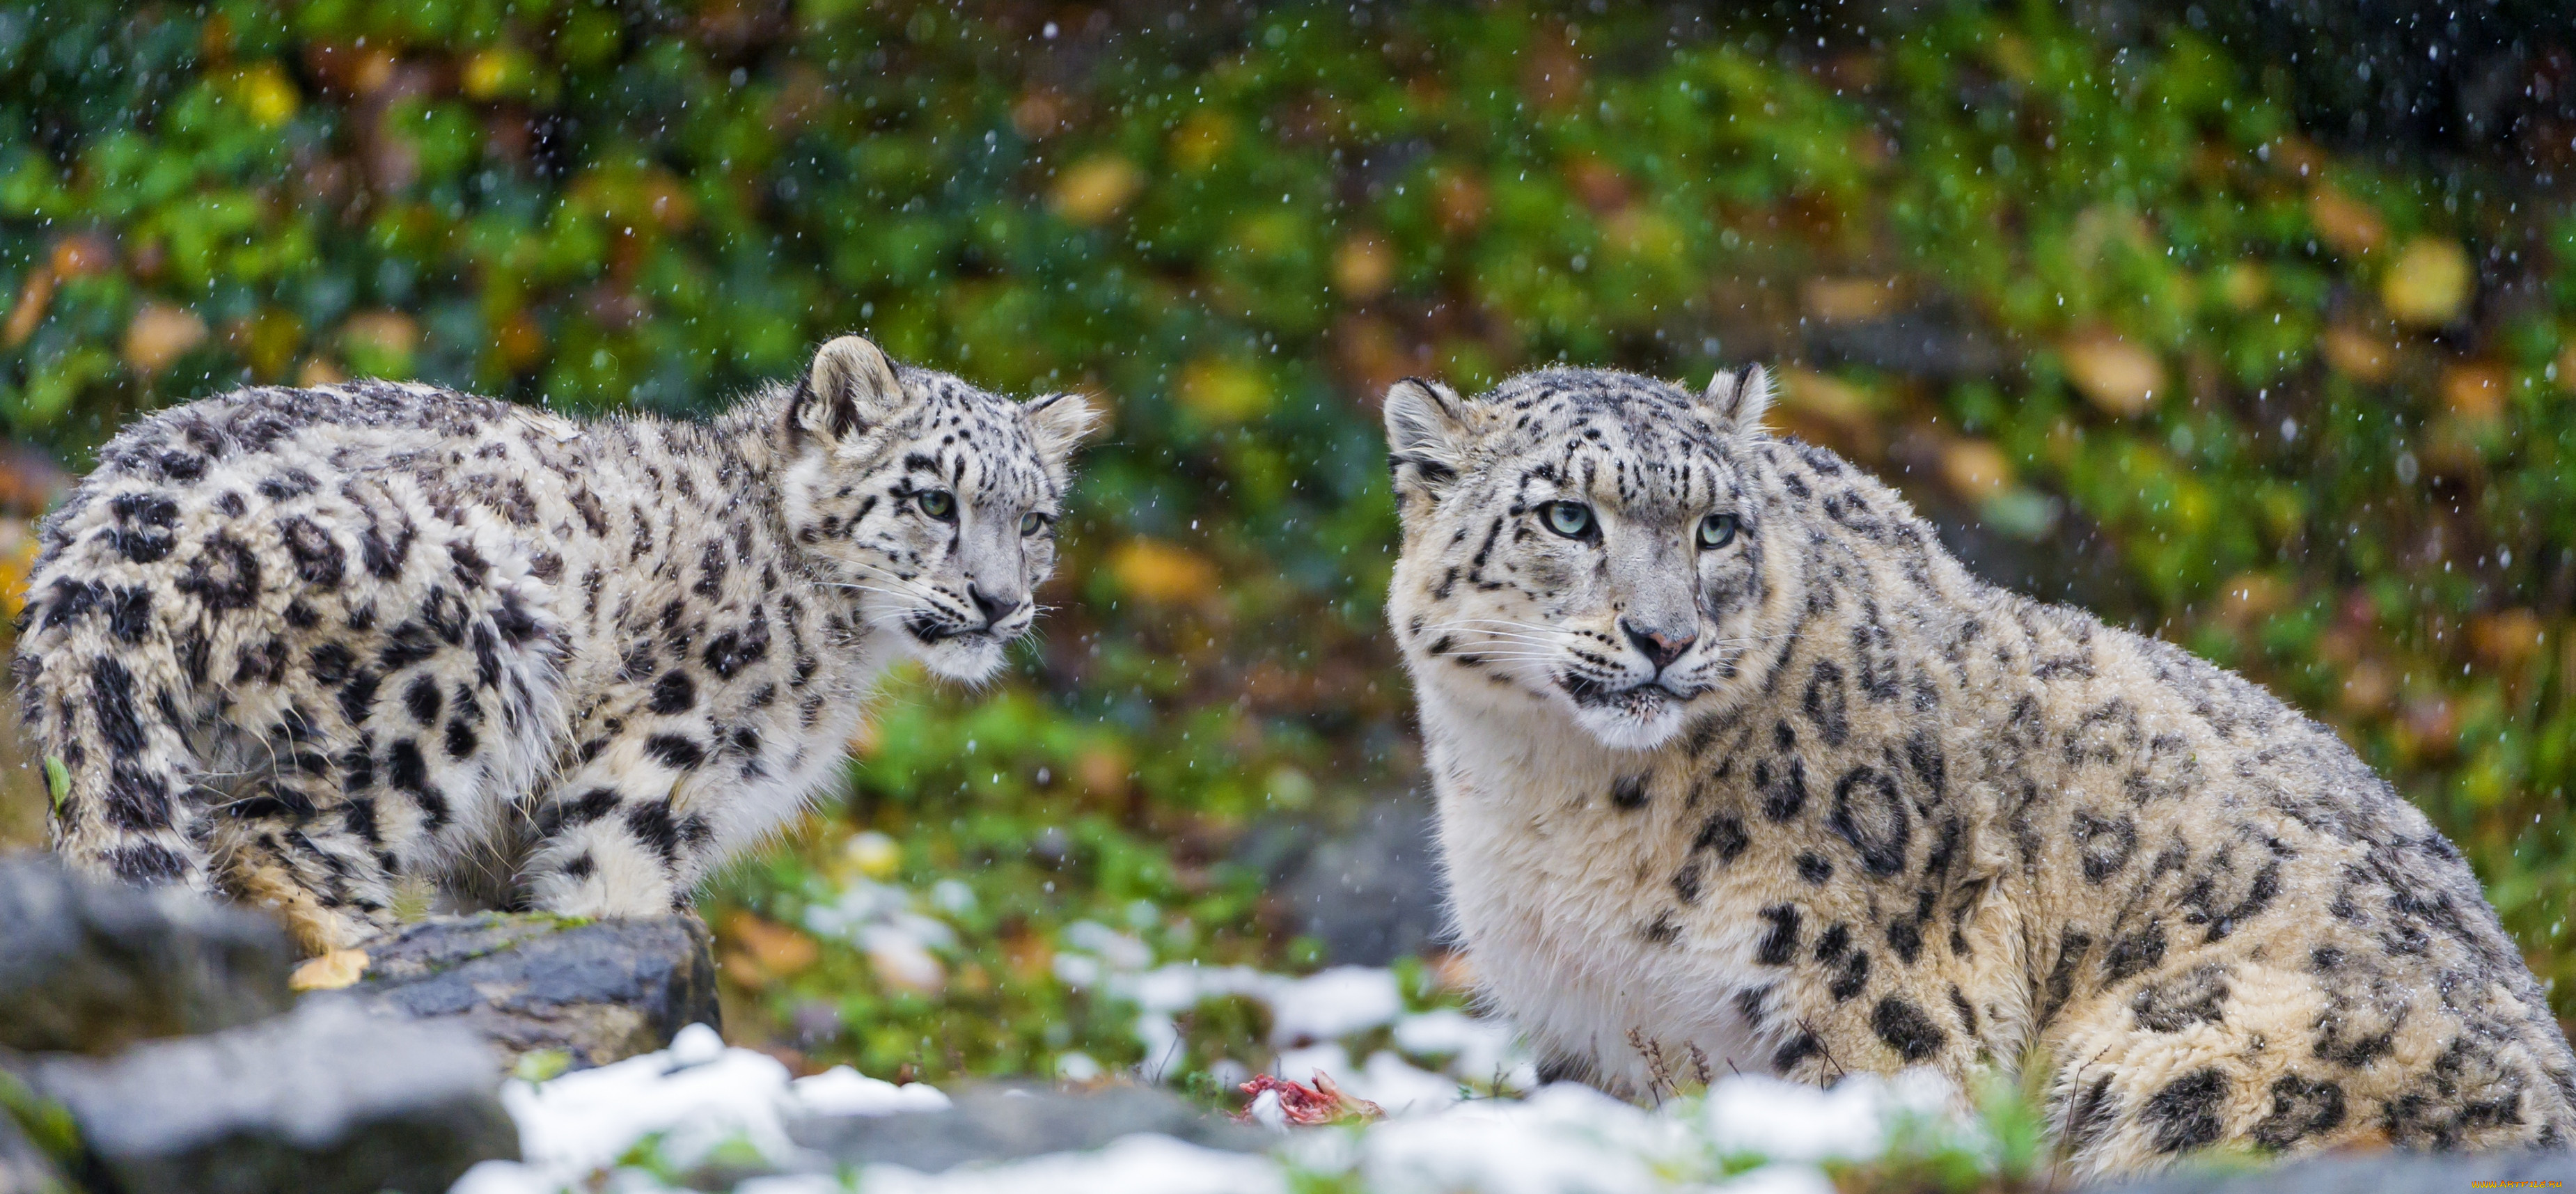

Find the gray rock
[[790, 1083, 1268, 1173], [30, 996, 515, 1194], [348, 912, 720, 1070], [2086, 1149, 2574, 1194], [1240, 790, 1447, 966], [0, 852, 294, 1055]]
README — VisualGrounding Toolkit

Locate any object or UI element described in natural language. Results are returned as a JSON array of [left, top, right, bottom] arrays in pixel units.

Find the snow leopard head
[[777, 336, 1101, 682], [1383, 366, 1780, 751]]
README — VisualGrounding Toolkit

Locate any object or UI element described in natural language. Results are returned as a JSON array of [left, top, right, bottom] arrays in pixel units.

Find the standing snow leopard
[[16, 336, 1097, 955], [1383, 366, 2575, 1175]]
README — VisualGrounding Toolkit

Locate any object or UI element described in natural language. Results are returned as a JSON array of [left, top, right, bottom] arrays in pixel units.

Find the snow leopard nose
[[1620, 619, 1697, 671], [966, 581, 1022, 627]]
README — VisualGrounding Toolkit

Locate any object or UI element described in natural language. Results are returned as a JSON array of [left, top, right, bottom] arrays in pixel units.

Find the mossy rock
[[343, 912, 720, 1071]]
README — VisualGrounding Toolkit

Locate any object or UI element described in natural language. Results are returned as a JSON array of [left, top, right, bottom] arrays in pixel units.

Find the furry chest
[[1437, 762, 1773, 1086]]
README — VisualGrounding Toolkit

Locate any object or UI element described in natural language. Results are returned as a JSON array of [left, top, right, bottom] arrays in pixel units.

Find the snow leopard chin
[[918, 632, 1010, 684], [1560, 681, 1692, 751]]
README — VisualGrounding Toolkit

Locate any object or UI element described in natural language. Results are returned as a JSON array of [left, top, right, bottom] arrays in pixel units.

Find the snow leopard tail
[[13, 547, 214, 893]]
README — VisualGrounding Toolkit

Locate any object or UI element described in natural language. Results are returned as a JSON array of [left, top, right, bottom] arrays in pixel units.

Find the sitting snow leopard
[[16, 336, 1097, 955], [1382, 366, 2575, 1176]]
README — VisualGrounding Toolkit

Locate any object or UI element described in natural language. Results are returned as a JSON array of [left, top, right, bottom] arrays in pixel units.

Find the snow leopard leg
[[519, 781, 709, 916], [11, 617, 214, 892], [2046, 952, 2576, 1178], [519, 725, 723, 917], [212, 771, 405, 955]]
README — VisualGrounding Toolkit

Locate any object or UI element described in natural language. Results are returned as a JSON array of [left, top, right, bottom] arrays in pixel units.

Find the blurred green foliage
[[1, 0, 2570, 1085]]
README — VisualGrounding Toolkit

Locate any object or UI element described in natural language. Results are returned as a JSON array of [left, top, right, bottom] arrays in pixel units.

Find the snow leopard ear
[[1383, 376, 1475, 498], [1022, 391, 1104, 464], [790, 335, 910, 448], [1698, 363, 1774, 435]]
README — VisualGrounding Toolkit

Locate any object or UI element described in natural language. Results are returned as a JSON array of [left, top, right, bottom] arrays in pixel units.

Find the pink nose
[[1621, 620, 1696, 670]]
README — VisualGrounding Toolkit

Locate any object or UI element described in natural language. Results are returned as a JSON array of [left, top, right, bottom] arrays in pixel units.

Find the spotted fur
[[1383, 366, 2576, 1177], [16, 336, 1098, 953]]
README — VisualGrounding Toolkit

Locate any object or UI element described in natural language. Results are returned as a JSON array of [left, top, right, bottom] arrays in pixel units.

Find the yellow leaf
[[1108, 538, 1217, 604], [1168, 111, 1233, 171], [461, 48, 526, 102], [2321, 327, 2394, 382], [1050, 155, 1143, 226], [2439, 361, 2507, 423], [4, 271, 52, 348], [237, 61, 300, 128], [843, 830, 901, 881], [1938, 438, 2013, 501], [1800, 277, 1894, 324], [1333, 233, 1395, 300], [1772, 368, 1880, 459], [2382, 238, 2472, 327], [2468, 608, 2545, 670], [289, 948, 370, 991], [2059, 333, 2165, 418], [2215, 263, 2269, 311], [1175, 357, 1270, 423], [341, 311, 419, 377], [2307, 189, 2385, 256], [721, 911, 819, 980], [123, 303, 209, 375], [224, 308, 305, 382]]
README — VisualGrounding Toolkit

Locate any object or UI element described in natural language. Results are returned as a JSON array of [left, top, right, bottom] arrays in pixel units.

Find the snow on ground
[[1102, 957, 1527, 1110], [453, 870, 1992, 1193], [1044, 918, 1538, 1112], [448, 967, 1979, 1194], [449, 1024, 950, 1194], [731, 1136, 1289, 1194]]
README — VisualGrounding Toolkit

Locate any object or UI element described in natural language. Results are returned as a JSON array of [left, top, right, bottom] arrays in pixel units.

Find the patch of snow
[[1108, 961, 1518, 1097], [790, 1065, 951, 1117], [1328, 1083, 1704, 1194], [862, 923, 948, 993], [1266, 966, 1404, 1046], [1243, 1087, 1289, 1130], [1392, 1008, 1527, 1086], [930, 878, 977, 915], [1702, 1069, 1958, 1163], [451, 1024, 946, 1194], [801, 878, 906, 938], [456, 1030, 1968, 1194], [1347, 1050, 1464, 1115], [1055, 1051, 1104, 1083], [503, 1024, 799, 1173], [851, 1134, 1287, 1194], [1058, 920, 1153, 970], [1051, 952, 1104, 988], [714, 1138, 1283, 1194]]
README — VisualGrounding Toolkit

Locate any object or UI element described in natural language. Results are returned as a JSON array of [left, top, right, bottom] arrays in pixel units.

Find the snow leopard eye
[[1540, 501, 1594, 538], [1697, 512, 1738, 549], [916, 489, 957, 521], [1019, 512, 1051, 537]]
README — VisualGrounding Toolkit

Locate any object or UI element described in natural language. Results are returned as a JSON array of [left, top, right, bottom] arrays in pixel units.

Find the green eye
[[916, 489, 957, 521], [1019, 512, 1051, 536], [1541, 501, 1594, 538], [1698, 512, 1738, 549]]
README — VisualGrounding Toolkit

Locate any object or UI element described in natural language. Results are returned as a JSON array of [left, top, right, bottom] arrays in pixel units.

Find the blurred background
[[1, 0, 2570, 1092]]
